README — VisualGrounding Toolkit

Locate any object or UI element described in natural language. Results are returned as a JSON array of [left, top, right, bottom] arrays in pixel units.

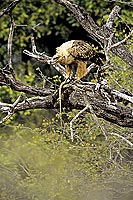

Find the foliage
[[0, 121, 132, 200]]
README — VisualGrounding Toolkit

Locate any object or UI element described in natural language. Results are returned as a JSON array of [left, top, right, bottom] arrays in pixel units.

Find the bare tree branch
[[0, 68, 53, 96], [108, 132, 133, 147], [106, 5, 121, 30], [23, 37, 67, 78], [7, 13, 16, 77], [70, 103, 89, 142], [0, 0, 21, 18], [110, 30, 133, 49], [0, 79, 132, 127], [0, 94, 23, 124]]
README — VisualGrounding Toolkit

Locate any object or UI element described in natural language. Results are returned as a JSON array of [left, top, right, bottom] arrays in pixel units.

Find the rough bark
[[0, 70, 133, 127]]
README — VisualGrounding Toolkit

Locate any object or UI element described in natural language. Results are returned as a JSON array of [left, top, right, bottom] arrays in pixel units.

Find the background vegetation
[[0, 0, 133, 199]]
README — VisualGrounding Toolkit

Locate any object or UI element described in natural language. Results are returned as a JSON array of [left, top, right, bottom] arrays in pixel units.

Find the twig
[[108, 73, 123, 88], [23, 36, 67, 78], [31, 36, 38, 54], [0, 102, 13, 109], [110, 30, 133, 49], [104, 32, 114, 63], [104, 30, 133, 60], [85, 100, 108, 140], [0, 94, 23, 124], [70, 104, 89, 142], [108, 132, 133, 147], [86, 63, 97, 75], [0, 0, 21, 18], [59, 78, 69, 130], [106, 5, 121, 30], [70, 94, 108, 142], [12, 94, 23, 107], [0, 112, 14, 125], [23, 49, 54, 66], [7, 14, 16, 77], [104, 5, 120, 63], [32, 23, 42, 30]]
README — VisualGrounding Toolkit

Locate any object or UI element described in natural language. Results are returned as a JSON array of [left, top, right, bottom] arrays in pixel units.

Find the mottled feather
[[52, 40, 101, 80]]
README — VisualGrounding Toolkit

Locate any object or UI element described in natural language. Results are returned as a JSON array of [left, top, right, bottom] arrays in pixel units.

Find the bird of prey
[[52, 40, 102, 80]]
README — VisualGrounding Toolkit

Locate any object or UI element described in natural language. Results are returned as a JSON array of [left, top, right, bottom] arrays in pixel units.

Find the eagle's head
[[51, 40, 76, 65]]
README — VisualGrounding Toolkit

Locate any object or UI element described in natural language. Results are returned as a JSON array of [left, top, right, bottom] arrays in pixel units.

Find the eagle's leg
[[65, 65, 72, 78], [76, 61, 87, 80]]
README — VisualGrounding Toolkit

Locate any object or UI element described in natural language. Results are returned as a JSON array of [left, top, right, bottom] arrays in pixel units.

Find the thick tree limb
[[54, 0, 133, 67], [0, 79, 133, 127], [0, 69, 53, 96]]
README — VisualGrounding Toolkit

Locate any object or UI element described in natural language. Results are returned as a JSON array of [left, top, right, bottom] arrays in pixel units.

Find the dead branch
[[70, 103, 89, 142], [108, 132, 133, 147], [106, 5, 121, 30], [0, 79, 132, 127], [0, 68, 53, 96], [7, 13, 16, 77], [0, 94, 23, 124], [0, 0, 21, 18], [109, 30, 133, 49], [23, 37, 67, 78]]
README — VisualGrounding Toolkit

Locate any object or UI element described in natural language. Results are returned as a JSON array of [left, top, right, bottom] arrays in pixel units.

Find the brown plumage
[[52, 40, 101, 80]]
